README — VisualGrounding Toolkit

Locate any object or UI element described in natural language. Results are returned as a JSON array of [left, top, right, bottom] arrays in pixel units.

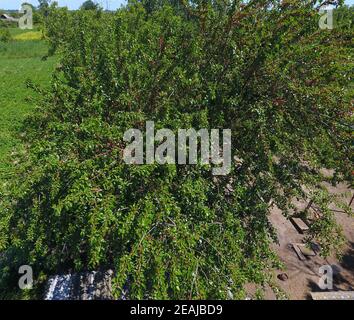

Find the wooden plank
[[291, 243, 306, 261], [311, 291, 354, 300], [290, 217, 309, 234], [349, 194, 354, 207], [297, 243, 316, 257]]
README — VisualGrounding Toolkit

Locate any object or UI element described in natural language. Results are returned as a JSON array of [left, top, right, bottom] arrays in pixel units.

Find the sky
[[0, 0, 353, 10]]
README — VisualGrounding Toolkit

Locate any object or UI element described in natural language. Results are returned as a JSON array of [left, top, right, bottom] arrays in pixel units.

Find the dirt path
[[269, 182, 354, 300]]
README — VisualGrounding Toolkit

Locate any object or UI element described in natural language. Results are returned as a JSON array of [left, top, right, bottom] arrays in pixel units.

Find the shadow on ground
[[306, 241, 354, 299]]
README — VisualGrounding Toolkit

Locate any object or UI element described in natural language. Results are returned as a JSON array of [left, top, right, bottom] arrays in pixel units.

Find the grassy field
[[0, 28, 57, 181]]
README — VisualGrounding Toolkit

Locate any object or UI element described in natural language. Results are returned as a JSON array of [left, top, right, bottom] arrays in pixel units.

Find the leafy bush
[[0, 1, 353, 299], [0, 27, 11, 43]]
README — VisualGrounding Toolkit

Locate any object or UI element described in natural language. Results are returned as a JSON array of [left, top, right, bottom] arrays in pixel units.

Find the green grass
[[0, 39, 49, 58], [8, 27, 42, 37], [8, 27, 43, 41], [0, 30, 57, 181]]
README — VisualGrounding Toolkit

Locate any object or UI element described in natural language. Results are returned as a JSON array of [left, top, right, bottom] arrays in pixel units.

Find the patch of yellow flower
[[13, 31, 43, 41]]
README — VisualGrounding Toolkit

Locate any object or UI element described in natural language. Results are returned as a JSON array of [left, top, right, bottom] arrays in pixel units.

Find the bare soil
[[268, 182, 354, 299]]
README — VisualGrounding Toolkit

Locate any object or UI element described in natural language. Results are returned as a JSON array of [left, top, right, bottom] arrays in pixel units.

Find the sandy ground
[[267, 182, 354, 299]]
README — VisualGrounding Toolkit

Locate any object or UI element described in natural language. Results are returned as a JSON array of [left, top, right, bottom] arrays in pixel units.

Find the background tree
[[38, 0, 53, 17], [80, 0, 100, 11]]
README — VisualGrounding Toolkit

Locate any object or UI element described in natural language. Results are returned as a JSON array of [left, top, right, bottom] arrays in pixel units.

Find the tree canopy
[[0, 0, 353, 299], [80, 0, 100, 11]]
